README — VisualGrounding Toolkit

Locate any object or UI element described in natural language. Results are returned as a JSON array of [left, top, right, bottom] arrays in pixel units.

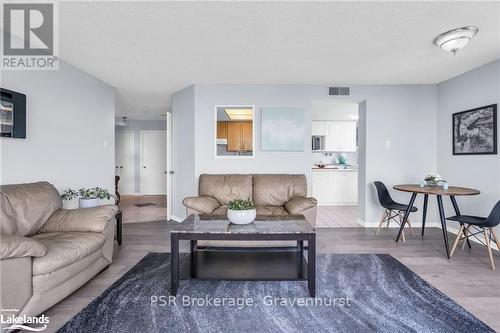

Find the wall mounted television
[[0, 88, 26, 139]]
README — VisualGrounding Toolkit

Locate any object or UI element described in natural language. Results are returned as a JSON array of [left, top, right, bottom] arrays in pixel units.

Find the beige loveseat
[[0, 182, 117, 328], [183, 174, 317, 227]]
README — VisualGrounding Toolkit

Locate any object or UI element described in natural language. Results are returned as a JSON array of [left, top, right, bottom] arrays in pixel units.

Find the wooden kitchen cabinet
[[227, 121, 253, 151], [241, 121, 253, 150], [217, 121, 227, 139]]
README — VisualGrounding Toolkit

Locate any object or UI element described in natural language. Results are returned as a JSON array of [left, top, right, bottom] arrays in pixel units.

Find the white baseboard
[[170, 215, 184, 223]]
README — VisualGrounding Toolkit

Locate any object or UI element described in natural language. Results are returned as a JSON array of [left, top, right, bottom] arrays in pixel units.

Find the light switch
[[385, 141, 391, 149]]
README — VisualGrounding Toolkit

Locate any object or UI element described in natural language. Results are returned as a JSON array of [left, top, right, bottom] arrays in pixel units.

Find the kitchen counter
[[312, 165, 358, 171]]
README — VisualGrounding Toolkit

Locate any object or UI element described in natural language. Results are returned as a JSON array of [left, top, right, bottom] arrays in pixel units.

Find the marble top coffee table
[[170, 214, 316, 297]]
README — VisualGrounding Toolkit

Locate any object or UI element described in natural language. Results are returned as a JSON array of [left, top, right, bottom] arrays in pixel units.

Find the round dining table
[[393, 184, 480, 258]]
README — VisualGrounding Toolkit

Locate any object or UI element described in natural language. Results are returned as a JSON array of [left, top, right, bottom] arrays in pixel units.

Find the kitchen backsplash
[[312, 152, 358, 166]]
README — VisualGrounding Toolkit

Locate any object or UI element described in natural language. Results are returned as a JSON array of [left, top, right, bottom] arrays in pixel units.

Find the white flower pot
[[79, 198, 100, 208], [227, 208, 256, 225]]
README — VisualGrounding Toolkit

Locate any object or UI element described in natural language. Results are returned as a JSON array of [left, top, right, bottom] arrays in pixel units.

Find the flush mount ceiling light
[[224, 108, 253, 121], [433, 26, 478, 55]]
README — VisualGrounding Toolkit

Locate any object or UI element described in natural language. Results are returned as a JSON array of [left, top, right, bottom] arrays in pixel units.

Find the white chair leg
[[407, 218, 415, 237]]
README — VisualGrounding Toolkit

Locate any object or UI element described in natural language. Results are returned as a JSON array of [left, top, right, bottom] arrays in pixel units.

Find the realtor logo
[[1, 1, 58, 70]]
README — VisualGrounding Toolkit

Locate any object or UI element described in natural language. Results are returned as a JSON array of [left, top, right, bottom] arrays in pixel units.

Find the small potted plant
[[61, 187, 113, 208], [424, 173, 446, 187], [61, 188, 79, 209], [227, 199, 256, 225]]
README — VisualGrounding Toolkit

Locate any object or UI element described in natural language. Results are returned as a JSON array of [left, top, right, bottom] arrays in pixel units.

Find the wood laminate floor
[[118, 195, 167, 224], [43, 221, 500, 332], [316, 206, 360, 228]]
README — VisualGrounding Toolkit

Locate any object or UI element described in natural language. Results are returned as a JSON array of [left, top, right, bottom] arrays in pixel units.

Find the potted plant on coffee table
[[227, 199, 257, 225]]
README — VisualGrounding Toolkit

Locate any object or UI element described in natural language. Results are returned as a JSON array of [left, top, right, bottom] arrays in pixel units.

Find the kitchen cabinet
[[312, 169, 358, 206], [312, 121, 327, 136], [217, 121, 227, 139], [316, 120, 357, 152], [325, 122, 342, 151], [227, 121, 253, 152]]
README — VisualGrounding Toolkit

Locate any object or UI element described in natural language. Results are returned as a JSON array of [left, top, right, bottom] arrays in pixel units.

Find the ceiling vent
[[329, 87, 350, 96]]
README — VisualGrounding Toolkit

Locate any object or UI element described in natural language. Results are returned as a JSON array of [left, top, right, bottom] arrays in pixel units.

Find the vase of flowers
[[61, 187, 113, 208], [227, 199, 256, 225]]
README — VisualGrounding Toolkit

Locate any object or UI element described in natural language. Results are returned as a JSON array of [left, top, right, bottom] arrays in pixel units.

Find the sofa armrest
[[39, 205, 118, 233], [0, 235, 47, 259], [285, 197, 317, 215], [183, 196, 220, 214]]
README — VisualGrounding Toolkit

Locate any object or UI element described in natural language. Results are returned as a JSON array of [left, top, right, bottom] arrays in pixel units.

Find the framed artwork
[[261, 107, 305, 151], [453, 104, 497, 155]]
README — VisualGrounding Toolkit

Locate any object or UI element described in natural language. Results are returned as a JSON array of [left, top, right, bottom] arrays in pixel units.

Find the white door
[[325, 121, 342, 151], [141, 131, 167, 195], [115, 131, 135, 195], [341, 121, 357, 152]]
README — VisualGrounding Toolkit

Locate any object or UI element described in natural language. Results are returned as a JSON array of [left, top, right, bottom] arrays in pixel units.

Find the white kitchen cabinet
[[320, 121, 357, 152], [312, 121, 327, 136], [341, 121, 357, 152], [312, 170, 358, 206], [343, 171, 358, 204], [325, 121, 342, 151]]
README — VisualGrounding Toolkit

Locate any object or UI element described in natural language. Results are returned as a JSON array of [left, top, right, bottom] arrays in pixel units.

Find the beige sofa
[[0, 182, 117, 328], [183, 174, 317, 227]]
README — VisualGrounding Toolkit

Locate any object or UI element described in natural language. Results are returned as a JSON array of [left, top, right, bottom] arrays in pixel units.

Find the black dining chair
[[374, 181, 418, 241], [449, 200, 500, 270]]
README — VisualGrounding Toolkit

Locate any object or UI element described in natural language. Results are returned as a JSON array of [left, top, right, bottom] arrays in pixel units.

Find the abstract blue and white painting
[[261, 107, 305, 151]]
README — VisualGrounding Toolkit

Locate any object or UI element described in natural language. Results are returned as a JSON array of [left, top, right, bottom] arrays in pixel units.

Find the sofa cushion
[[253, 174, 307, 206], [31, 232, 105, 275], [0, 182, 62, 236], [256, 205, 289, 216], [0, 235, 47, 259], [199, 174, 252, 205], [212, 205, 228, 216], [285, 197, 318, 215], [39, 205, 117, 233], [182, 196, 221, 214]]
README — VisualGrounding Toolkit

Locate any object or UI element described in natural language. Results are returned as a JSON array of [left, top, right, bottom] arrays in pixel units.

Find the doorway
[[311, 99, 362, 228], [115, 118, 169, 224]]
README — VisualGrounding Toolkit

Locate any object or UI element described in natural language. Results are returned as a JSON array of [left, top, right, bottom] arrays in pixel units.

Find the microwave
[[312, 136, 324, 151]]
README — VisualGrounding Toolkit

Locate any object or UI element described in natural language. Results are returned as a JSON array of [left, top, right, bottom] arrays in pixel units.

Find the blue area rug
[[58, 253, 494, 333]]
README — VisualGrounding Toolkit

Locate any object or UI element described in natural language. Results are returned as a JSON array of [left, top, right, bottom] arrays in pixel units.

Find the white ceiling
[[58, 1, 500, 120]]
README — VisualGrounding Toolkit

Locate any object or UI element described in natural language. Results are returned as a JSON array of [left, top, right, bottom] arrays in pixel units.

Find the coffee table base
[[170, 233, 316, 297], [178, 250, 308, 281]]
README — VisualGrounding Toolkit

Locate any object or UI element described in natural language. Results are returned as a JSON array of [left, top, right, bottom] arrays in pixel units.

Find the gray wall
[[171, 86, 196, 219], [437, 59, 500, 238], [115, 119, 166, 193], [1, 60, 116, 199], [172, 84, 438, 225]]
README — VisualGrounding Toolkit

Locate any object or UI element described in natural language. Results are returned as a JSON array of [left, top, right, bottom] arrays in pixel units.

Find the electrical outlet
[[385, 141, 391, 149]]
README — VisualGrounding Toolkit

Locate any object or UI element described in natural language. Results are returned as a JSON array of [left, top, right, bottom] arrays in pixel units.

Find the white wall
[[115, 118, 166, 193], [172, 84, 438, 225], [437, 59, 500, 237], [171, 86, 196, 219], [1, 61, 116, 196]]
